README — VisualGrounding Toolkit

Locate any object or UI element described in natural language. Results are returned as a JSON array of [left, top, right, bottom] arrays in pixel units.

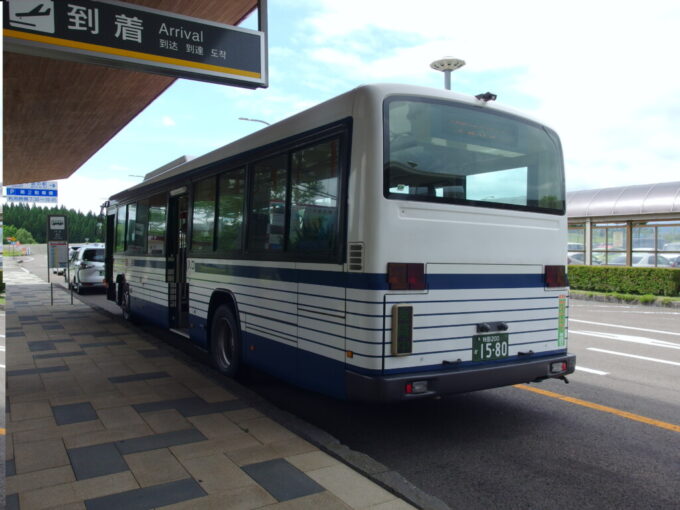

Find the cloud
[[162, 116, 176, 127], [58, 174, 141, 214]]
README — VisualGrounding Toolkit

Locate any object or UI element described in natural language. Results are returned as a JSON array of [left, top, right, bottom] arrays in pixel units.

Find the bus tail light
[[545, 265, 568, 288], [405, 380, 428, 394], [550, 362, 567, 373], [391, 304, 413, 356], [388, 263, 426, 290]]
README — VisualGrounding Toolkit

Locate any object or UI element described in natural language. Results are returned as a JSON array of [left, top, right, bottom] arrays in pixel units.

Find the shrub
[[568, 265, 680, 297]]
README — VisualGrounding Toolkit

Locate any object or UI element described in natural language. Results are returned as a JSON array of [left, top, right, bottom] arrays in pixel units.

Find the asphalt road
[[8, 250, 680, 509]]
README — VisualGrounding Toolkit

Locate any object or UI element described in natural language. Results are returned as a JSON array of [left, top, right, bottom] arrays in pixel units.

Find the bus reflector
[[545, 265, 568, 288], [392, 304, 413, 356], [405, 380, 428, 394], [550, 362, 567, 373], [388, 263, 426, 290]]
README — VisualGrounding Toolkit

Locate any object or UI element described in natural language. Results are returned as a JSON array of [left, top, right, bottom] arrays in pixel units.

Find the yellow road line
[[514, 384, 680, 434], [4, 29, 261, 79]]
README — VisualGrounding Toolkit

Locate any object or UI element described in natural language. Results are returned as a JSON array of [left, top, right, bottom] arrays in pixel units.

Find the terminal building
[[566, 181, 680, 267]]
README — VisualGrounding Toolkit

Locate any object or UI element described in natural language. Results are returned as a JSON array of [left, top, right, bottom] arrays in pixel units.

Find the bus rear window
[[384, 98, 565, 214]]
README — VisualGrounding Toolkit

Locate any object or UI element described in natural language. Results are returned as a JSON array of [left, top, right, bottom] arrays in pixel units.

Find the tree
[[15, 228, 36, 244]]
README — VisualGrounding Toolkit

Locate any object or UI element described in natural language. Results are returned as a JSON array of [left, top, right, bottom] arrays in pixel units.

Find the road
[[7, 250, 680, 509]]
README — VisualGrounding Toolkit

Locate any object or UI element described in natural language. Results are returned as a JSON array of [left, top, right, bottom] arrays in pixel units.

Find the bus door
[[167, 193, 189, 331]]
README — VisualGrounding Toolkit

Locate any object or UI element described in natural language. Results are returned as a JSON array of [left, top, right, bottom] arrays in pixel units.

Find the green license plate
[[472, 333, 509, 361]]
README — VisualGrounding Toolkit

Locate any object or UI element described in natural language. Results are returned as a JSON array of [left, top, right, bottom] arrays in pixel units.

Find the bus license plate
[[472, 333, 509, 361]]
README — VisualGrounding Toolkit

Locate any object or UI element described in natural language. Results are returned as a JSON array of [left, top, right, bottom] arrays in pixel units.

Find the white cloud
[[58, 174, 141, 214], [162, 115, 176, 127]]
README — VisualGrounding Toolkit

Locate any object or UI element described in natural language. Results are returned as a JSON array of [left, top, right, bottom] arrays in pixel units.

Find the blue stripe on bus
[[132, 259, 168, 269], [194, 262, 547, 291]]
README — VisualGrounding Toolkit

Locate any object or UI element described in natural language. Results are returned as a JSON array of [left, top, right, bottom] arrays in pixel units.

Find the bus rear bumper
[[346, 353, 576, 401]]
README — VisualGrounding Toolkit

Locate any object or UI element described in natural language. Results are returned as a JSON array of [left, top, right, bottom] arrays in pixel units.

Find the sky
[[15, 0, 680, 213]]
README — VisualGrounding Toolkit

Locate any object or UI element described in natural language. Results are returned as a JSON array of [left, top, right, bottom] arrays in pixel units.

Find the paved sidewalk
[[5, 274, 418, 510]]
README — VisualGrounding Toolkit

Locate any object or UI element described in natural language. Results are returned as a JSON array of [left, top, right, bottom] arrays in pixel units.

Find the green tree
[[15, 228, 36, 244]]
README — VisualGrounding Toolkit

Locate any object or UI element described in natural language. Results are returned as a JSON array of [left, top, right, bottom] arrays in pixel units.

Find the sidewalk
[[4, 268, 419, 510]]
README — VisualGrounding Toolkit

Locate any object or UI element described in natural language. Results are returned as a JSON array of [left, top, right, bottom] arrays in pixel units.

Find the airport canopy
[[567, 181, 680, 219], [3, 0, 257, 186]]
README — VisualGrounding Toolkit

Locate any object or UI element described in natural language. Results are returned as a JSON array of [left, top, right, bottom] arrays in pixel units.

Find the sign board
[[48, 241, 69, 268], [47, 214, 68, 242], [3, 0, 267, 89], [5, 180, 59, 203]]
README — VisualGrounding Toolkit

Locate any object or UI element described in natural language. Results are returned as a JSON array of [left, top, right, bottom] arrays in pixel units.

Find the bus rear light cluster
[[544, 265, 568, 288], [388, 263, 426, 290], [550, 362, 567, 373], [405, 380, 428, 394]]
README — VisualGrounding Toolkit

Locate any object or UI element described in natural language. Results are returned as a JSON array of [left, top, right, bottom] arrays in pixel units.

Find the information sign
[[3, 0, 267, 88], [5, 181, 59, 203]]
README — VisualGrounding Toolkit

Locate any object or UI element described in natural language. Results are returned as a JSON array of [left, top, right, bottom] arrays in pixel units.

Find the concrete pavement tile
[[225, 444, 281, 467], [223, 408, 264, 424], [156, 484, 276, 510], [8, 366, 69, 377], [7, 374, 46, 395], [169, 433, 260, 461], [7, 459, 17, 476], [108, 372, 170, 383], [269, 436, 316, 458], [7, 465, 76, 494], [97, 406, 146, 429], [19, 480, 78, 510], [307, 464, 396, 509], [286, 451, 341, 473], [179, 453, 256, 494], [364, 499, 418, 510], [239, 416, 297, 444], [83, 478, 206, 510], [262, 491, 353, 510], [52, 402, 98, 425], [145, 381, 196, 400], [68, 443, 129, 480], [5, 494, 19, 510], [241, 458, 324, 502], [63, 424, 154, 449], [35, 357, 68, 368], [190, 385, 238, 403], [14, 437, 70, 473], [115, 428, 207, 455], [114, 380, 157, 397], [187, 413, 243, 439], [73, 471, 139, 501], [13, 419, 105, 444], [11, 400, 53, 421], [140, 409, 192, 434], [123, 358, 163, 374], [124, 449, 190, 487]]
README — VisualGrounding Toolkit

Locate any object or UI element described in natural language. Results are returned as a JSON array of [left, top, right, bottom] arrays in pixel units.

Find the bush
[[568, 265, 680, 296]]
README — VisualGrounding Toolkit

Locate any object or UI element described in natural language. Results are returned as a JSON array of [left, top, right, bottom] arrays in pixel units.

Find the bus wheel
[[210, 305, 241, 377], [121, 284, 131, 321]]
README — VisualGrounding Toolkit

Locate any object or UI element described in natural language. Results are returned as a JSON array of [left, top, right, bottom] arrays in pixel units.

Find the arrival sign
[[3, 0, 267, 88]]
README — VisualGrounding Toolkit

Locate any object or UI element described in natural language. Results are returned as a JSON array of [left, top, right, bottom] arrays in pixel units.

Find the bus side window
[[247, 155, 287, 254], [289, 138, 340, 257], [191, 177, 217, 253]]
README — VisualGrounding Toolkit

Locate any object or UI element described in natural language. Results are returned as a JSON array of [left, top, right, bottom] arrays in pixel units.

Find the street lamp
[[430, 57, 466, 90], [238, 117, 270, 126]]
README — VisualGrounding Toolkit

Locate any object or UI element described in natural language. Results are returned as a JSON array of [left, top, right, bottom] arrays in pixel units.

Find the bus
[[104, 83, 575, 401]]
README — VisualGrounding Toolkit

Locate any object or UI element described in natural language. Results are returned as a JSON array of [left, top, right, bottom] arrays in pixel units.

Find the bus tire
[[210, 304, 241, 377]]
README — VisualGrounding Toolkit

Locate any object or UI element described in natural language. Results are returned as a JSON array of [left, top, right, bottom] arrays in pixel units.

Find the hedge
[[568, 265, 680, 297]]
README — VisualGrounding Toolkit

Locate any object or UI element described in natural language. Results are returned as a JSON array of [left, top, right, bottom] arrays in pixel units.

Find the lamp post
[[238, 117, 270, 126], [430, 57, 465, 90]]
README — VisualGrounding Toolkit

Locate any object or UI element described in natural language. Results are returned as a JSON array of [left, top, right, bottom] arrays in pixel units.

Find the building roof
[[567, 181, 680, 218]]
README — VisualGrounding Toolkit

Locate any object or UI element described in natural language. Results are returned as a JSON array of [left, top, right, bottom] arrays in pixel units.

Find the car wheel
[[210, 304, 241, 377]]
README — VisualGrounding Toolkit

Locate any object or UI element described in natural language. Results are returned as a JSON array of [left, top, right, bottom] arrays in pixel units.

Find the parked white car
[[607, 254, 672, 267], [68, 244, 106, 293]]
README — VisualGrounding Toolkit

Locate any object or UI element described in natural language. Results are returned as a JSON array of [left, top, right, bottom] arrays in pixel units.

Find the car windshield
[[83, 249, 105, 262], [384, 97, 565, 214]]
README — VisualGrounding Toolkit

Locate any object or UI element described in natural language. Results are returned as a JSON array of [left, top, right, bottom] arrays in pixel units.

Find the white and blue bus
[[104, 83, 574, 400]]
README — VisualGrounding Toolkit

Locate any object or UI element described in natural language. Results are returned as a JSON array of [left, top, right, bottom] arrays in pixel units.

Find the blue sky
[[45, 0, 680, 212]]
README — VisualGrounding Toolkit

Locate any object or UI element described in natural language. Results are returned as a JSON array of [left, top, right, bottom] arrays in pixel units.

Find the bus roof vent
[[348, 243, 364, 272]]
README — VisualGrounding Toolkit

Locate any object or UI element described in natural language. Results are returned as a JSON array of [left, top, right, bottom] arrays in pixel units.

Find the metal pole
[[444, 70, 451, 90]]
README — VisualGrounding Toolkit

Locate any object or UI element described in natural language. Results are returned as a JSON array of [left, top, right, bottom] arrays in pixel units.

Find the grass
[[571, 289, 680, 306]]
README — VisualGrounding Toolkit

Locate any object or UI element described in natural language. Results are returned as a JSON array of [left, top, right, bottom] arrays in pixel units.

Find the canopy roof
[[567, 181, 680, 219]]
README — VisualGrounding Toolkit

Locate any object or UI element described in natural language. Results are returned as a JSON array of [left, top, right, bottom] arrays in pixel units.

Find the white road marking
[[575, 366, 609, 375], [587, 347, 680, 367], [20, 267, 30, 273], [570, 330, 680, 350], [570, 319, 680, 337]]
